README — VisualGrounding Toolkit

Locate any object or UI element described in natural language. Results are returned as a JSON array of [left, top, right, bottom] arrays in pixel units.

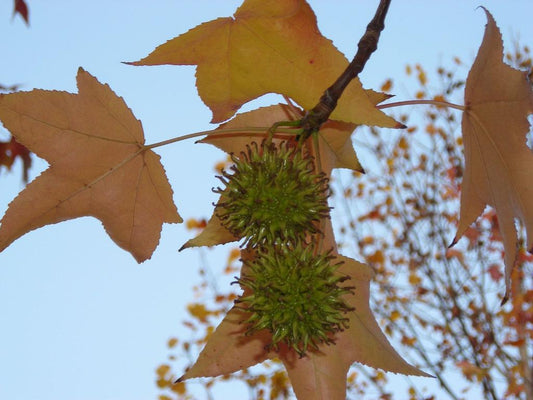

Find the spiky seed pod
[[214, 140, 330, 247], [236, 243, 354, 357]]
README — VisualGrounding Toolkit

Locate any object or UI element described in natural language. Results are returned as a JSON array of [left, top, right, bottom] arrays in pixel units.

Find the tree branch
[[299, 0, 392, 139]]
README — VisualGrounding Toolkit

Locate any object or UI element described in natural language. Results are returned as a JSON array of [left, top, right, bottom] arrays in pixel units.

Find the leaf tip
[[448, 237, 458, 248], [396, 122, 408, 129], [75, 66, 92, 84], [476, 5, 489, 16], [133, 252, 150, 264], [475, 6, 495, 26], [500, 292, 509, 306]]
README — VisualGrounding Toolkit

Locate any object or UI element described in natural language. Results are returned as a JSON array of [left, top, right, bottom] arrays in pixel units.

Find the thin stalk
[[144, 99, 465, 151], [378, 99, 466, 111], [145, 127, 300, 150]]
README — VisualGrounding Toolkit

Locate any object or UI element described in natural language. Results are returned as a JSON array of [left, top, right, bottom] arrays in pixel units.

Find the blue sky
[[1, 1, 532, 399]]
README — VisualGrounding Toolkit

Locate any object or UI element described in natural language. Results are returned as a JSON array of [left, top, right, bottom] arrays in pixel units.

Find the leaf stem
[[377, 99, 466, 111], [145, 127, 300, 150], [145, 98, 465, 151]]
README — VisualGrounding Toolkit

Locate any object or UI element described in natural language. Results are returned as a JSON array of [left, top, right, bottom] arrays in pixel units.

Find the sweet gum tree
[[1, 1, 532, 399], [156, 48, 533, 400]]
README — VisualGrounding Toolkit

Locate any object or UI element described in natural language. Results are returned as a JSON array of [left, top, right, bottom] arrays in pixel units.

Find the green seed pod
[[236, 243, 354, 356], [214, 140, 330, 247]]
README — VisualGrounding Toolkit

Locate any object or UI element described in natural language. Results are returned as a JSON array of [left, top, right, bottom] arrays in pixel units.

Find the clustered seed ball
[[212, 139, 354, 355], [214, 141, 330, 247], [237, 243, 354, 356]]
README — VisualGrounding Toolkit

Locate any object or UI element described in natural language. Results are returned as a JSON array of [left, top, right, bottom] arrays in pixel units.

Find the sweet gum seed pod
[[214, 140, 330, 247], [235, 242, 354, 356]]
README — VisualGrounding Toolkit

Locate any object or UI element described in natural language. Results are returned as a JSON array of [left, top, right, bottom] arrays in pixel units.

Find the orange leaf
[[408, 273, 422, 286], [367, 249, 384, 265], [129, 0, 397, 127], [456, 360, 487, 382], [179, 255, 429, 399], [390, 310, 401, 322], [185, 218, 207, 230], [452, 9, 533, 298], [187, 303, 211, 323], [0, 68, 182, 262], [380, 79, 393, 92]]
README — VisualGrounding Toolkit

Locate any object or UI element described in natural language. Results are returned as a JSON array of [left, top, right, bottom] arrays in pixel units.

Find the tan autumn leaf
[[129, 0, 397, 127], [180, 250, 429, 399], [0, 68, 182, 262], [179, 103, 362, 250], [453, 8, 533, 297]]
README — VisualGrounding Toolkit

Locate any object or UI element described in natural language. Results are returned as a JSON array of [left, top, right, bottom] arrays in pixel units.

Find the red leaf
[[13, 0, 29, 25], [487, 264, 504, 282], [0, 136, 32, 182]]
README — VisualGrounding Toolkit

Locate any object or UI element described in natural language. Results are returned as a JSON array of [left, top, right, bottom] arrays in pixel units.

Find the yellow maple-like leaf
[[179, 103, 362, 250], [454, 9, 533, 297], [0, 68, 182, 262], [129, 0, 397, 127], [180, 250, 429, 399]]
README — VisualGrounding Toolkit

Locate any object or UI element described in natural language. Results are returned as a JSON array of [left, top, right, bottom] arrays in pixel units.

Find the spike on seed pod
[[214, 140, 331, 247], [235, 243, 354, 357]]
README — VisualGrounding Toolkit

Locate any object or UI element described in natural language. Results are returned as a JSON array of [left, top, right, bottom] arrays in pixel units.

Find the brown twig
[[299, 0, 392, 140]]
